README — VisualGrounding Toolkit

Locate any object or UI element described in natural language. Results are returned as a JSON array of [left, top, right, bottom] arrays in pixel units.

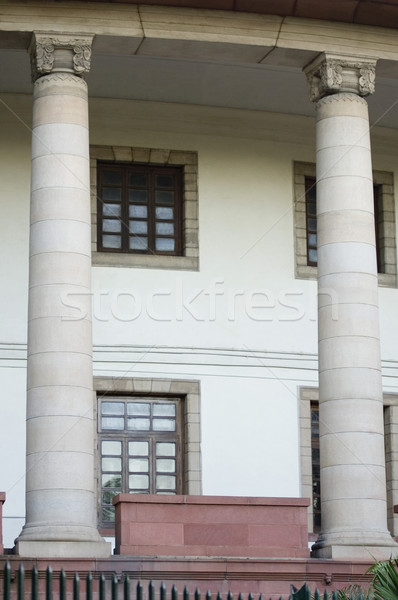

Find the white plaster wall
[[0, 95, 30, 548], [1, 93, 398, 545]]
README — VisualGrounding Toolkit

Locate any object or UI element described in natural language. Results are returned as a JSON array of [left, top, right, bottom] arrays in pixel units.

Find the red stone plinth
[[114, 495, 310, 558]]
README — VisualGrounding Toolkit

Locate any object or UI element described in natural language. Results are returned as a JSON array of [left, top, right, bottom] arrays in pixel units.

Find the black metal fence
[[1, 563, 364, 600]]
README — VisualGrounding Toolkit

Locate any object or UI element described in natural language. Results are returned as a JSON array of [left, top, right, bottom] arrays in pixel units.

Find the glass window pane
[[102, 441, 122, 455], [156, 442, 176, 457], [129, 458, 149, 472], [103, 203, 121, 217], [101, 417, 124, 430], [156, 238, 175, 252], [102, 402, 124, 415], [153, 418, 175, 431], [129, 221, 148, 234], [156, 459, 175, 473], [156, 222, 174, 235], [308, 249, 318, 263], [156, 207, 173, 220], [102, 188, 121, 202], [129, 189, 147, 203], [102, 234, 121, 249], [129, 474, 149, 489], [156, 475, 176, 490], [102, 506, 115, 522], [102, 171, 122, 185], [308, 233, 317, 246], [308, 218, 317, 231], [307, 203, 316, 216], [153, 404, 176, 417], [129, 205, 148, 218], [155, 174, 174, 188], [155, 191, 174, 205], [102, 457, 122, 472], [129, 236, 148, 251], [127, 403, 150, 416], [127, 418, 150, 431], [102, 474, 121, 488], [103, 219, 121, 233], [129, 441, 149, 456], [102, 490, 119, 505], [129, 173, 147, 187]]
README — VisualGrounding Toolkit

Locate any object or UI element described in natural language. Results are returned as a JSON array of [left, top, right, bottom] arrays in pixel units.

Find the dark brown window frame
[[97, 162, 183, 256], [98, 394, 184, 530], [304, 178, 388, 273], [304, 176, 317, 267]]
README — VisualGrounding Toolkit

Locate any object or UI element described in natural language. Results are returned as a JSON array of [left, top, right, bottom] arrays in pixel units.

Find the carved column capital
[[30, 32, 94, 81], [304, 53, 377, 102]]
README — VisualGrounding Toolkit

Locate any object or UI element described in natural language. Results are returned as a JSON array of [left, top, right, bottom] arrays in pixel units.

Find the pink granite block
[[129, 522, 184, 546], [184, 523, 248, 546]]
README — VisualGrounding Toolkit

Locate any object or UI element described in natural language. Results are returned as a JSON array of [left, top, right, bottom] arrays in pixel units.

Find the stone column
[[15, 33, 110, 557], [304, 53, 398, 559]]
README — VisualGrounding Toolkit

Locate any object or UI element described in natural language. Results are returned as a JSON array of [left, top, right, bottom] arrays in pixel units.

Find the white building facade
[[1, 0, 398, 560]]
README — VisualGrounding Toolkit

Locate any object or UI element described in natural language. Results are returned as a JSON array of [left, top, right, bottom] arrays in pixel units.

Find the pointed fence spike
[[59, 570, 66, 600], [32, 566, 39, 600], [148, 581, 154, 600], [183, 587, 190, 600], [112, 574, 118, 600], [194, 589, 201, 600], [171, 585, 178, 600], [331, 592, 337, 600], [4, 562, 11, 600], [17, 563, 25, 600], [216, 593, 222, 600], [86, 573, 93, 600], [160, 582, 167, 600], [136, 581, 143, 600], [124, 575, 130, 600], [227, 592, 232, 600], [205, 591, 211, 600], [99, 573, 106, 600], [73, 572, 80, 600], [46, 567, 53, 600]]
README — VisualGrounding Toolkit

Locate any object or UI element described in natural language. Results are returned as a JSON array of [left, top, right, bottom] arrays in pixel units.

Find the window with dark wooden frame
[[97, 163, 183, 255], [305, 177, 317, 266], [98, 396, 183, 528], [311, 401, 321, 533], [305, 179, 384, 271]]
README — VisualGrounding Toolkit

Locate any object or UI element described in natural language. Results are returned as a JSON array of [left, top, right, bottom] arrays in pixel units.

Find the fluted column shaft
[[305, 53, 397, 559], [16, 33, 110, 557]]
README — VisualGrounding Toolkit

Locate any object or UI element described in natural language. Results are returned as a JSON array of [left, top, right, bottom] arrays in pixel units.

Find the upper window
[[294, 163, 397, 286], [97, 163, 183, 256], [90, 146, 199, 271]]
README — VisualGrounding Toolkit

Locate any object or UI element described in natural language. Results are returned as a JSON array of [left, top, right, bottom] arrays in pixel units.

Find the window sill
[[92, 251, 199, 271]]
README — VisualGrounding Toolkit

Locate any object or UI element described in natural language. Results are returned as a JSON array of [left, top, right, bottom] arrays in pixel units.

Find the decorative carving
[[30, 32, 94, 81], [359, 66, 376, 95], [304, 53, 377, 102]]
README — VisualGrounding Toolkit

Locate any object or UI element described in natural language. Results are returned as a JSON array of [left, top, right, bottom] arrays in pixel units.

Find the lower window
[[99, 396, 182, 527]]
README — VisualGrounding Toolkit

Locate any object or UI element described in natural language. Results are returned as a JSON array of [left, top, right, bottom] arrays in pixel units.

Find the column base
[[15, 524, 112, 557], [15, 539, 111, 558], [312, 532, 398, 560]]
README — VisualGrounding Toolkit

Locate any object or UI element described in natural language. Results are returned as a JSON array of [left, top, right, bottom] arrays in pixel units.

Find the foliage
[[367, 557, 398, 600]]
